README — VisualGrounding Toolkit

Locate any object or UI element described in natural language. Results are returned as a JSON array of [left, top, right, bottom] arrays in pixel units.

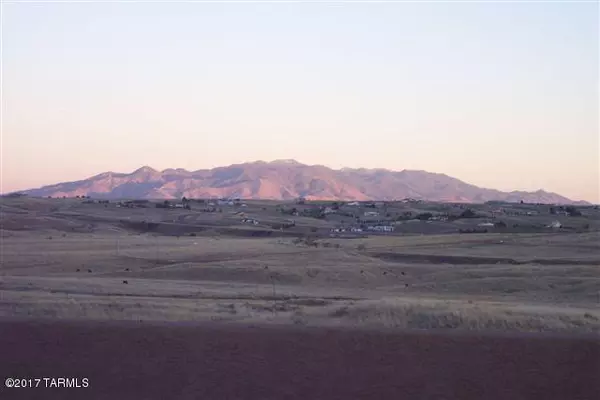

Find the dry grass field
[[1, 196, 599, 333]]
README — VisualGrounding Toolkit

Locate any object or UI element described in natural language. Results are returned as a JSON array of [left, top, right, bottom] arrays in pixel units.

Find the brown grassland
[[1, 196, 599, 332]]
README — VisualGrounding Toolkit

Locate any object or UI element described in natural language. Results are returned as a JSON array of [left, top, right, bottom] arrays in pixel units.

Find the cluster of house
[[202, 198, 247, 207], [495, 210, 540, 217], [330, 224, 395, 234], [116, 200, 149, 208], [295, 198, 420, 208], [330, 227, 363, 233]]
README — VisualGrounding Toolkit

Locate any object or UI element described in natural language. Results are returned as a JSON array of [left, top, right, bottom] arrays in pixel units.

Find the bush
[[416, 212, 433, 221]]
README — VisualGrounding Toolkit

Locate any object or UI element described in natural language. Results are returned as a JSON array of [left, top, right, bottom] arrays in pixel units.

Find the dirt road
[[1, 320, 598, 400]]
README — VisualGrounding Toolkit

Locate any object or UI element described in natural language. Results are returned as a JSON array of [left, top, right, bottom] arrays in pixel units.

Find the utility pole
[[156, 236, 159, 264]]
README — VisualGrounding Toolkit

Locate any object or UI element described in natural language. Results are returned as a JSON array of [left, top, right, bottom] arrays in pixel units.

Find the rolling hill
[[16, 160, 587, 204]]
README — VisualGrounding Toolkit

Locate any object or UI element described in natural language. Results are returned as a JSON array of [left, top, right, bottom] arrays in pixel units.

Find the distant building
[[367, 225, 394, 232]]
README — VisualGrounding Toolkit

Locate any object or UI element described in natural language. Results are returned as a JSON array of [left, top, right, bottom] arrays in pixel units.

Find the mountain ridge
[[16, 160, 589, 205]]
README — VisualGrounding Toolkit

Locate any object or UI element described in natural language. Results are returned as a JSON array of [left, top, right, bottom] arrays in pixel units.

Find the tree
[[416, 212, 433, 221], [460, 209, 477, 219], [565, 206, 582, 217]]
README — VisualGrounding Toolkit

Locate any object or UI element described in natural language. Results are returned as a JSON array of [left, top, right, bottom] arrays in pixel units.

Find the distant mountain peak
[[268, 159, 304, 165], [132, 166, 158, 174]]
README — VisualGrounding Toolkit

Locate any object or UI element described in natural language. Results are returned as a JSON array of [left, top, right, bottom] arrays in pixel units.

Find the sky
[[2, 0, 599, 202]]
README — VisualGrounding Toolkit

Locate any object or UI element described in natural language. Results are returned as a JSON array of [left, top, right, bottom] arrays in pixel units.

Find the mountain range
[[16, 160, 588, 204]]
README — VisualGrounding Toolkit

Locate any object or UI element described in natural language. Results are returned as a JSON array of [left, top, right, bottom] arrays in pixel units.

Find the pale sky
[[2, 1, 599, 202]]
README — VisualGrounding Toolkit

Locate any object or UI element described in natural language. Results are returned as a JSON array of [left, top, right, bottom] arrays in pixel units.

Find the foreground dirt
[[1, 320, 598, 400]]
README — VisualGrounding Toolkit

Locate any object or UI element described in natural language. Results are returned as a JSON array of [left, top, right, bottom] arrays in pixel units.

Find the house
[[428, 215, 449, 222], [547, 220, 562, 229], [367, 225, 395, 232], [242, 218, 259, 225], [401, 198, 422, 204], [478, 222, 495, 227], [323, 207, 335, 214], [364, 211, 379, 217], [347, 201, 360, 206]]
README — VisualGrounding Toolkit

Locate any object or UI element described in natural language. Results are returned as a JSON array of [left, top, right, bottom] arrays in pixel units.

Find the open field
[[2, 197, 599, 399], [1, 197, 599, 333]]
